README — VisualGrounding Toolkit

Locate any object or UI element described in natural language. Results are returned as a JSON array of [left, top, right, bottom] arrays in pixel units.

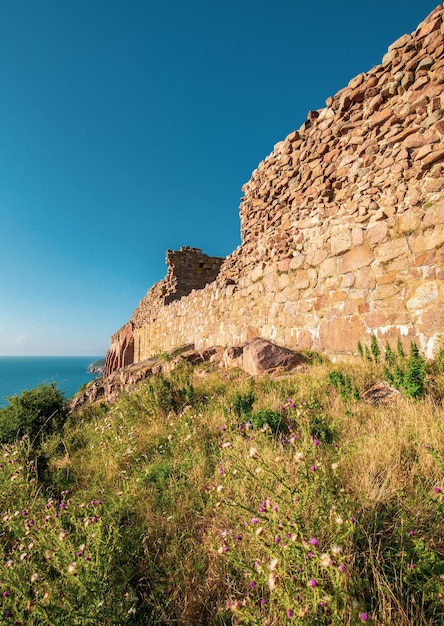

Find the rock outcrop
[[106, 5, 444, 375]]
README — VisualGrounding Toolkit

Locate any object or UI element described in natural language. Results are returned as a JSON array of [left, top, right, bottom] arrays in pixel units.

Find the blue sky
[[0, 0, 439, 356]]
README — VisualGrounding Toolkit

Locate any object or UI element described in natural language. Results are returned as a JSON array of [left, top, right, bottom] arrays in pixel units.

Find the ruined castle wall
[[107, 6, 444, 371]]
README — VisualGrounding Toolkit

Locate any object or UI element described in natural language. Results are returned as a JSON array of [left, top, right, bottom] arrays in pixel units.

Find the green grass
[[0, 352, 444, 624]]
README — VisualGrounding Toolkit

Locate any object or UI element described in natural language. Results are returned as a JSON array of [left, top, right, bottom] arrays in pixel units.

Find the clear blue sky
[[0, 0, 439, 356]]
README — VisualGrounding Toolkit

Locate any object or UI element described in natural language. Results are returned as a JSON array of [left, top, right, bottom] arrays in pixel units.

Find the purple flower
[[310, 465, 317, 472], [249, 581, 256, 588], [309, 578, 318, 587], [60, 502, 66, 509], [434, 487, 441, 493], [2, 591, 9, 597], [359, 612, 368, 621], [260, 598, 266, 605], [287, 609, 293, 618], [338, 564, 345, 572], [251, 518, 258, 525], [408, 530, 414, 536], [310, 537, 318, 546], [312, 438, 320, 446], [235, 534, 242, 541], [308, 551, 314, 558]]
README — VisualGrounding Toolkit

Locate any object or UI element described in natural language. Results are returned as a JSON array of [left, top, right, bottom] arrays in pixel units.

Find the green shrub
[[250, 408, 285, 434], [328, 370, 360, 401], [232, 390, 255, 419], [0, 383, 67, 446], [384, 341, 427, 399]]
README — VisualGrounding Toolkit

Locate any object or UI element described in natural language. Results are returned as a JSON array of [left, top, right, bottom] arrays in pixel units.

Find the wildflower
[[338, 564, 345, 572], [269, 558, 279, 571], [294, 451, 304, 462], [251, 518, 258, 525], [434, 487, 441, 493], [249, 447, 258, 458], [30, 573, 39, 583], [309, 578, 318, 587], [249, 581, 256, 588], [408, 530, 414, 536], [58, 529, 67, 541], [331, 462, 339, 470], [268, 572, 278, 590], [308, 551, 314, 559], [67, 562, 77, 575], [336, 516, 344, 525], [331, 544, 342, 555], [359, 612, 368, 621], [221, 442, 232, 449], [2, 591, 9, 597], [255, 527, 264, 536], [320, 553, 333, 567], [287, 609, 293, 618], [312, 438, 320, 446], [260, 598, 266, 605], [255, 467, 262, 474], [60, 502, 66, 510], [310, 537, 318, 546], [76, 544, 86, 557], [310, 465, 317, 472]]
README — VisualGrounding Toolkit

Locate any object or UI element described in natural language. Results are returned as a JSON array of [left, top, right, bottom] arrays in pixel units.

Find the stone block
[[339, 245, 375, 273], [319, 316, 366, 353]]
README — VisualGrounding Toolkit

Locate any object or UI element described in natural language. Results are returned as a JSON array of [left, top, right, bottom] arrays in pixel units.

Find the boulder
[[240, 338, 306, 376], [361, 380, 401, 405]]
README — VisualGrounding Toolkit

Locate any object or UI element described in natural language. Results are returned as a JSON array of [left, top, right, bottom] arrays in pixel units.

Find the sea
[[0, 356, 104, 409]]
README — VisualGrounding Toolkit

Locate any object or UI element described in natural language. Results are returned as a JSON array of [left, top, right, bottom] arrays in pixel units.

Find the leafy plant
[[384, 341, 427, 399], [250, 408, 285, 433], [328, 370, 360, 401], [0, 383, 67, 447], [232, 390, 255, 419]]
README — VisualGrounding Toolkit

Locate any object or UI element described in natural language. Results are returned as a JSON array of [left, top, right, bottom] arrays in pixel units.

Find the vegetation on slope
[[0, 342, 444, 625]]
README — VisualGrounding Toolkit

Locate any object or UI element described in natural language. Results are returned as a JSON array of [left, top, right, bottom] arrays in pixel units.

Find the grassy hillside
[[1, 344, 444, 625]]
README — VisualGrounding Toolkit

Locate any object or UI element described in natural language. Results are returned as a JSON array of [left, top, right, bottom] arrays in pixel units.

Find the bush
[[0, 383, 67, 446], [250, 408, 286, 434]]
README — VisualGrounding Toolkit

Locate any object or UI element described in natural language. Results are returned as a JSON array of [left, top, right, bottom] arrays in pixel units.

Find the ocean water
[[0, 356, 104, 408]]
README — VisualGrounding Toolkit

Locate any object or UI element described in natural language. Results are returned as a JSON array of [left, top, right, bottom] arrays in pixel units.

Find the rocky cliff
[[106, 5, 444, 376]]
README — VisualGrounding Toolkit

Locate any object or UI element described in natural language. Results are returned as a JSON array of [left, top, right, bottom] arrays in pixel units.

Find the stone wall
[[106, 5, 444, 373]]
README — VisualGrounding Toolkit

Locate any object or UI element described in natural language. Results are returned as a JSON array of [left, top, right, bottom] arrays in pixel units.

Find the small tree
[[0, 383, 66, 446]]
